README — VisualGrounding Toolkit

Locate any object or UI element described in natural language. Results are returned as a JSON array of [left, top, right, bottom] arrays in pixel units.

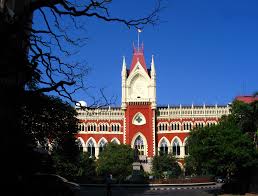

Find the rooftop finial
[[123, 56, 126, 66]]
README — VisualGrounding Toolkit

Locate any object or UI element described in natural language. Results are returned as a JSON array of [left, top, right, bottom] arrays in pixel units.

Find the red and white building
[[76, 44, 231, 170]]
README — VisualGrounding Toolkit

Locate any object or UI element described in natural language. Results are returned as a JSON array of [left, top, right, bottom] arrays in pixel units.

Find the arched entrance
[[131, 133, 148, 157]]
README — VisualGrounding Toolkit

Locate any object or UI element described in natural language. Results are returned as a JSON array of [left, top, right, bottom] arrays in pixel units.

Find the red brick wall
[[125, 103, 155, 156]]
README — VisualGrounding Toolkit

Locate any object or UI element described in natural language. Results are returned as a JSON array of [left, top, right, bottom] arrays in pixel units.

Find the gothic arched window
[[99, 140, 107, 154], [76, 139, 83, 152], [172, 138, 180, 156], [159, 139, 168, 155], [87, 139, 95, 157], [134, 135, 144, 155], [111, 138, 119, 144]]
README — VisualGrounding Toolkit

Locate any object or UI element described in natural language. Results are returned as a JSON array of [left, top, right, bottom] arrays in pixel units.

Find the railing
[[157, 105, 230, 118], [77, 108, 124, 120]]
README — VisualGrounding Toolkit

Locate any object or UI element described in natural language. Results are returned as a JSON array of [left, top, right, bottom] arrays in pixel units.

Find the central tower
[[121, 45, 156, 109], [121, 44, 157, 158]]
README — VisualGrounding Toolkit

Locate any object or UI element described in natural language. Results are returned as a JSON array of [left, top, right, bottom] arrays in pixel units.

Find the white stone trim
[[111, 137, 121, 144], [171, 136, 183, 147], [157, 105, 230, 119], [97, 137, 108, 146], [183, 137, 188, 146], [157, 130, 190, 134], [77, 131, 123, 135], [152, 110, 156, 156], [123, 117, 126, 144], [85, 137, 97, 147]]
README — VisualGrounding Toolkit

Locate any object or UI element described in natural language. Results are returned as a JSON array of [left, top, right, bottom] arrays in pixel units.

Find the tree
[[231, 100, 257, 133], [52, 137, 96, 179], [230, 100, 258, 147], [1, 0, 161, 100], [96, 143, 134, 182], [5, 93, 79, 180], [1, 0, 161, 188], [152, 153, 182, 179], [186, 116, 257, 178], [20, 93, 79, 147]]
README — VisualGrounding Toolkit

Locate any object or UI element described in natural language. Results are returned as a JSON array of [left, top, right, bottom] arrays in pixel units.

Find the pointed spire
[[122, 56, 126, 69], [151, 55, 156, 77], [122, 56, 127, 77], [151, 55, 155, 69], [129, 43, 147, 74]]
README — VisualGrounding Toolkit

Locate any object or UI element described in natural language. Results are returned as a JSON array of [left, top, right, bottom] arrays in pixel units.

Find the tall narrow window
[[134, 136, 144, 155], [172, 138, 180, 156], [87, 140, 95, 157], [76, 140, 83, 152], [159, 139, 168, 155], [99, 140, 106, 154]]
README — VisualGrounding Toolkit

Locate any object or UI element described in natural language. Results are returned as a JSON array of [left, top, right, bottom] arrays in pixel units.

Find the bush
[[96, 143, 134, 182], [152, 153, 182, 179]]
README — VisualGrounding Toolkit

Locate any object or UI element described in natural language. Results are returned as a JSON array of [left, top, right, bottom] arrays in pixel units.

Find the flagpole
[[137, 30, 140, 52]]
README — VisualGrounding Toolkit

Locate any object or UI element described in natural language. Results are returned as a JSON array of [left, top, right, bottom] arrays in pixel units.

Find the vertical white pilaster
[[150, 55, 157, 109], [121, 56, 127, 109]]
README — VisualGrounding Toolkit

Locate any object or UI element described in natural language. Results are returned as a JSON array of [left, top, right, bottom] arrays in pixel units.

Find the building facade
[[76, 45, 230, 170]]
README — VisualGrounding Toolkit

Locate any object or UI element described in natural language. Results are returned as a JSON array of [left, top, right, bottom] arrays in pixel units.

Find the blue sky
[[35, 0, 258, 106]]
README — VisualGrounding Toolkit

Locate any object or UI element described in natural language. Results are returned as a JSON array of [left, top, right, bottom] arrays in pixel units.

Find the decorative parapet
[[77, 107, 124, 120], [157, 104, 230, 119]]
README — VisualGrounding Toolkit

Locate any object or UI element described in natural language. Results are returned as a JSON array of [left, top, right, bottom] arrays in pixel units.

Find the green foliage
[[152, 153, 182, 179], [78, 153, 96, 177], [186, 116, 257, 177], [20, 93, 78, 147], [12, 93, 79, 176], [231, 100, 257, 133], [96, 143, 134, 181], [52, 151, 96, 178], [52, 134, 96, 178]]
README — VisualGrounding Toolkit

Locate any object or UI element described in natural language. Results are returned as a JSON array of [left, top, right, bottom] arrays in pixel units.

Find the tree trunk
[[0, 3, 33, 190]]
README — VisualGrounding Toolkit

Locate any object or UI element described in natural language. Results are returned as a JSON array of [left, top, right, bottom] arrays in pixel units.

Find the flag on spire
[[137, 29, 142, 51]]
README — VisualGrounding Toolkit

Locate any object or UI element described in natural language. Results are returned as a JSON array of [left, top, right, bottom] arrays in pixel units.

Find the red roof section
[[235, 96, 258, 104], [129, 45, 148, 74]]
